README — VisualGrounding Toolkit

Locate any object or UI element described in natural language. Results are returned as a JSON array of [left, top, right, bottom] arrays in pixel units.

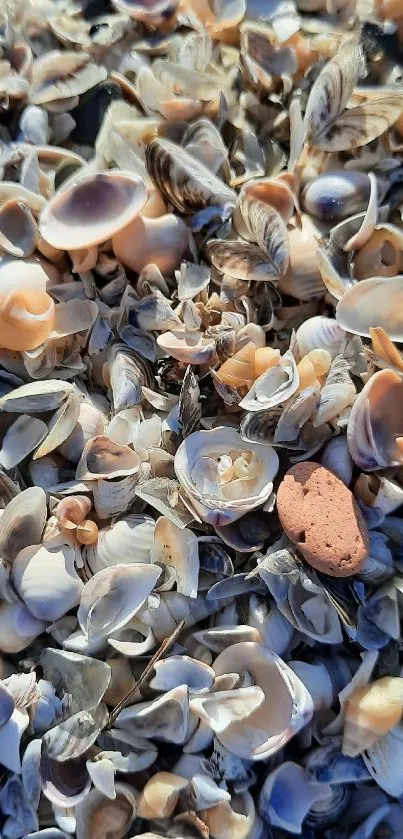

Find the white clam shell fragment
[[0, 601, 46, 653], [363, 723, 403, 797], [295, 316, 346, 360], [208, 642, 313, 760], [151, 516, 199, 597], [0, 486, 47, 561], [336, 276, 403, 341], [84, 514, 155, 574], [115, 684, 189, 744], [12, 542, 84, 622], [40, 170, 148, 251], [239, 350, 299, 411], [174, 427, 279, 526], [150, 655, 215, 693]]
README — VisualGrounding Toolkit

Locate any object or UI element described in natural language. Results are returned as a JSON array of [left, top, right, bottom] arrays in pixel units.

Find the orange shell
[[215, 341, 256, 389], [0, 288, 55, 351]]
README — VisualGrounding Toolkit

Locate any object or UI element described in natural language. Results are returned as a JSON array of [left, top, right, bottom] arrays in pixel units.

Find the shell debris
[[0, 1, 402, 837]]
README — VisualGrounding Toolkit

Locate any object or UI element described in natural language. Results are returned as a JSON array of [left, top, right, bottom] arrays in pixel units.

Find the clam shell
[[76, 435, 141, 480], [84, 514, 155, 574], [108, 342, 154, 412], [12, 542, 83, 622], [0, 486, 47, 561], [336, 276, 403, 341], [40, 171, 148, 251], [75, 782, 137, 839], [347, 369, 403, 471], [0, 199, 38, 257]]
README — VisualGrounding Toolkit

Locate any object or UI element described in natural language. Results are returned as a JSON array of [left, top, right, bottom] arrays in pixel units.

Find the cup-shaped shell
[[347, 369, 403, 471], [174, 427, 279, 526], [0, 289, 55, 351], [40, 171, 148, 250], [0, 199, 38, 257], [342, 676, 403, 757], [12, 542, 83, 622], [354, 225, 403, 280], [76, 435, 141, 480], [113, 213, 189, 275], [58, 401, 106, 464], [75, 782, 138, 839], [301, 171, 371, 222], [279, 218, 326, 302], [0, 601, 46, 653], [336, 276, 403, 342]]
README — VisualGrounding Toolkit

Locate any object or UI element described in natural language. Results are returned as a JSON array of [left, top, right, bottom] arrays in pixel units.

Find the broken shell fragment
[[0, 289, 55, 351], [342, 676, 403, 757]]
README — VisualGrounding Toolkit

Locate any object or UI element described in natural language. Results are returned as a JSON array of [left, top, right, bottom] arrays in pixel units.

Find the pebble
[[276, 461, 369, 577]]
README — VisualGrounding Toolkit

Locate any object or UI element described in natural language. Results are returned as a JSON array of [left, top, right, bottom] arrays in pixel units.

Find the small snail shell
[[254, 347, 281, 379], [0, 288, 55, 351], [215, 342, 256, 390], [296, 355, 320, 392], [55, 496, 92, 530], [76, 520, 99, 545]]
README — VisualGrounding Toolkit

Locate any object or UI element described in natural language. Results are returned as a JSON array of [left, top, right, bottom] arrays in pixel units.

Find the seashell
[[206, 238, 281, 283], [115, 684, 189, 744], [135, 293, 182, 333], [78, 563, 160, 646], [354, 224, 403, 280], [0, 601, 46, 653], [145, 137, 236, 215], [139, 590, 226, 643], [102, 657, 137, 707], [200, 793, 256, 839], [34, 390, 83, 461], [107, 343, 154, 412], [76, 435, 141, 480], [0, 199, 38, 258], [313, 355, 356, 427], [84, 514, 155, 574], [176, 261, 211, 301], [150, 655, 215, 693], [215, 342, 256, 391], [157, 329, 217, 366], [174, 427, 279, 526], [40, 170, 148, 251], [296, 316, 346, 359], [151, 516, 199, 597], [75, 782, 137, 839], [0, 486, 47, 561], [58, 401, 106, 464], [363, 722, 403, 797], [94, 475, 140, 520], [279, 216, 326, 302], [0, 288, 55, 351], [0, 414, 47, 469], [40, 648, 111, 714], [259, 761, 332, 834], [137, 772, 188, 819], [301, 172, 372, 222], [31, 51, 107, 106], [42, 703, 108, 762], [210, 642, 313, 760], [33, 679, 62, 733], [113, 213, 189, 275], [342, 676, 403, 757], [247, 594, 295, 657], [356, 474, 403, 517], [321, 436, 354, 485], [86, 756, 115, 799], [12, 542, 83, 622], [356, 530, 394, 585], [55, 495, 92, 532], [0, 379, 75, 414], [239, 350, 299, 412], [336, 276, 403, 342], [347, 369, 403, 471], [40, 753, 91, 808]]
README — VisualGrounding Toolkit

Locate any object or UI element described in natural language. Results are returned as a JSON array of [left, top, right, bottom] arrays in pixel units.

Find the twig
[[106, 619, 186, 729]]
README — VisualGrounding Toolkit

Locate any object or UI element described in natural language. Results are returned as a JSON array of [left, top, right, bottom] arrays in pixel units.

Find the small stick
[[106, 619, 185, 729]]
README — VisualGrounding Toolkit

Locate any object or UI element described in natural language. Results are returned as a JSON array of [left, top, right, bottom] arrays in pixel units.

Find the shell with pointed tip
[[347, 369, 403, 471], [174, 427, 279, 526], [40, 171, 148, 251], [114, 684, 189, 744], [137, 772, 188, 819], [210, 642, 313, 760], [12, 542, 84, 622], [0, 288, 55, 351], [342, 676, 403, 758]]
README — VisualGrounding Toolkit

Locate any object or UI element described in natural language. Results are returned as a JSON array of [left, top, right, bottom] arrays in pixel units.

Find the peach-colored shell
[[0, 288, 55, 351], [39, 171, 148, 251], [55, 496, 92, 530]]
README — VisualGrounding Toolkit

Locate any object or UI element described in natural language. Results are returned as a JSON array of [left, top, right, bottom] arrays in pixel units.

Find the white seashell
[[86, 757, 116, 800], [0, 486, 47, 562], [12, 543, 84, 622], [342, 676, 403, 758], [0, 602, 46, 653], [190, 685, 265, 735], [194, 625, 262, 654], [150, 655, 215, 694], [321, 436, 354, 485], [76, 435, 141, 481], [75, 782, 137, 839], [313, 355, 356, 427], [200, 792, 256, 839], [115, 684, 189, 744], [0, 415, 47, 469], [93, 474, 140, 520], [239, 350, 299, 412], [210, 642, 313, 760], [58, 401, 106, 464], [174, 427, 279, 526], [0, 379, 75, 414], [40, 648, 111, 714], [347, 369, 403, 471], [78, 563, 160, 646], [84, 514, 155, 574], [108, 408, 142, 447], [33, 391, 83, 460], [157, 328, 217, 366], [295, 316, 346, 359], [336, 276, 403, 342], [151, 516, 199, 597], [42, 704, 108, 762], [0, 706, 29, 772]]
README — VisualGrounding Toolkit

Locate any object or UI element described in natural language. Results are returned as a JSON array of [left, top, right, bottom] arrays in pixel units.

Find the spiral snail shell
[[0, 289, 55, 351]]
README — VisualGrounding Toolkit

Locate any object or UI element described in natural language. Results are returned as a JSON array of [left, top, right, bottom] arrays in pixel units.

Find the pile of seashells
[[2, 0, 403, 837]]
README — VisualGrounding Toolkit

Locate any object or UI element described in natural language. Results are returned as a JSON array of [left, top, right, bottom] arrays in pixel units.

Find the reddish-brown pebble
[[277, 461, 369, 577]]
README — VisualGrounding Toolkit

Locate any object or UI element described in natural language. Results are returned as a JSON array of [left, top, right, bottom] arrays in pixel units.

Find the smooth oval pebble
[[277, 461, 369, 577]]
